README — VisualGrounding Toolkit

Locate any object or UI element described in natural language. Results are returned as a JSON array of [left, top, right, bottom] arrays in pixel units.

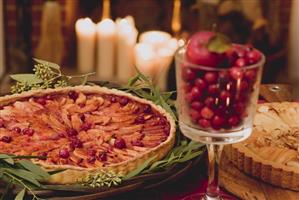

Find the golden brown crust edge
[[225, 102, 299, 191], [0, 86, 176, 184]]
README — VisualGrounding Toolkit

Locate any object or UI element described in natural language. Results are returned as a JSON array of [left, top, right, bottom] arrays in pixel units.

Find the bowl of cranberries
[[175, 31, 265, 134]]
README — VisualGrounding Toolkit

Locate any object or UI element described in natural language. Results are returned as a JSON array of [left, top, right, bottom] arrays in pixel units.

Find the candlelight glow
[[75, 18, 96, 36]]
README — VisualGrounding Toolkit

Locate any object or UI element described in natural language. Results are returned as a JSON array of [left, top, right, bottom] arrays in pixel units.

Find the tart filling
[[0, 86, 176, 184], [226, 102, 299, 190]]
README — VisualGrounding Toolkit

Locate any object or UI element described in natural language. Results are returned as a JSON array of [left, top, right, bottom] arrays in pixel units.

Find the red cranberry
[[194, 78, 207, 90], [143, 105, 152, 113], [246, 50, 261, 64], [109, 96, 117, 103], [198, 118, 211, 128], [98, 151, 107, 161], [204, 72, 218, 83], [184, 82, 193, 92], [185, 93, 194, 103], [200, 107, 214, 119], [45, 95, 53, 100], [204, 97, 216, 108], [240, 80, 249, 91], [114, 138, 126, 149], [22, 128, 34, 136], [135, 116, 145, 124], [190, 87, 202, 100], [1, 136, 12, 143], [70, 139, 83, 148], [244, 69, 257, 81], [39, 152, 47, 160], [88, 156, 96, 163], [230, 67, 243, 80], [157, 117, 167, 126], [68, 91, 79, 101], [119, 97, 129, 106], [218, 72, 230, 84], [182, 67, 196, 81], [235, 47, 246, 58], [131, 140, 144, 147], [67, 129, 78, 137], [12, 127, 21, 133], [81, 123, 92, 131], [190, 109, 201, 122], [228, 116, 240, 127], [59, 149, 70, 158], [211, 115, 225, 129], [35, 98, 46, 105], [88, 149, 97, 156], [220, 91, 231, 101], [233, 102, 245, 115], [191, 101, 204, 110], [207, 84, 219, 96], [235, 58, 247, 67]]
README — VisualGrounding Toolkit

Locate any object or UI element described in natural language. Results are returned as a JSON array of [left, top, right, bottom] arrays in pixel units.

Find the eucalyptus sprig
[[0, 154, 50, 200], [82, 170, 123, 188], [10, 58, 95, 94], [121, 68, 177, 121]]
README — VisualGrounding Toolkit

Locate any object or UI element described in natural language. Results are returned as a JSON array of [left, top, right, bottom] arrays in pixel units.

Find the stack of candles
[[75, 1, 180, 90], [75, 15, 138, 83], [135, 31, 178, 90]]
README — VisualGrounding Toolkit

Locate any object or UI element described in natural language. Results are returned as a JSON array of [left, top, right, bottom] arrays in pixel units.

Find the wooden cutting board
[[219, 151, 299, 200]]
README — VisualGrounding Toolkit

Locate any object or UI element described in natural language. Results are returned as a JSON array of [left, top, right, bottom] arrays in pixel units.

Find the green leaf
[[207, 33, 231, 54], [123, 156, 157, 180], [33, 58, 60, 70], [3, 158, 14, 165], [18, 160, 50, 179], [10, 74, 43, 85], [48, 169, 67, 175], [5, 168, 41, 187], [14, 188, 26, 200]]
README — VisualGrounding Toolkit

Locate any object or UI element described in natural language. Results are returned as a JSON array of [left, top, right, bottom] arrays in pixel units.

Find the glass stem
[[206, 144, 223, 199]]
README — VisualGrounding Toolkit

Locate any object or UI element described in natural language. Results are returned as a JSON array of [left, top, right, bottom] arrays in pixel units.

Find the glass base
[[179, 122, 251, 144], [182, 193, 235, 200]]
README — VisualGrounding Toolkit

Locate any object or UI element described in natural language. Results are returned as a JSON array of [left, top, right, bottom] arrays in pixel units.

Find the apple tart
[[0, 86, 176, 184], [226, 102, 299, 191]]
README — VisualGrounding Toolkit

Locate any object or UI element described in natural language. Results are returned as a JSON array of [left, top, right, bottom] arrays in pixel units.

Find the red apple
[[186, 31, 227, 67]]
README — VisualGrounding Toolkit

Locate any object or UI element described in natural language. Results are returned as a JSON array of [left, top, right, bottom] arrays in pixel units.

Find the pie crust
[[225, 102, 299, 191], [0, 86, 176, 184]]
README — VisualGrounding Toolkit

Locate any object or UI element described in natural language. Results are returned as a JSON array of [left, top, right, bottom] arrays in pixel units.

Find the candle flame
[[171, 0, 181, 36], [102, 0, 110, 19]]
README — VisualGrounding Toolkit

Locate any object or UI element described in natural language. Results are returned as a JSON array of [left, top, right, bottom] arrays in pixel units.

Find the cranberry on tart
[[0, 86, 175, 184]]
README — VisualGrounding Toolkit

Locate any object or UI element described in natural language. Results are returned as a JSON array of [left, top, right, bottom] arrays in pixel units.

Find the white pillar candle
[[96, 19, 116, 80], [138, 31, 178, 91], [139, 31, 172, 50], [0, 1, 4, 78], [75, 18, 96, 73], [134, 43, 157, 78], [116, 17, 138, 83]]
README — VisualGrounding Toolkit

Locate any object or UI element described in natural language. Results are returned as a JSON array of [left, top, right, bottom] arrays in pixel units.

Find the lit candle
[[116, 16, 138, 83], [0, 1, 4, 78], [75, 18, 96, 73], [138, 31, 178, 90], [134, 43, 157, 78], [96, 19, 116, 80], [139, 31, 172, 50]]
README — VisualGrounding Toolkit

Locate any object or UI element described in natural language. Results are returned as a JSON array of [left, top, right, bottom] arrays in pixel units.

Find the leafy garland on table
[[2, 58, 205, 199]]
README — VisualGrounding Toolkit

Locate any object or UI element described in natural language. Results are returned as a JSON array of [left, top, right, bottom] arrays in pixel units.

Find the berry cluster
[[182, 35, 262, 130]]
